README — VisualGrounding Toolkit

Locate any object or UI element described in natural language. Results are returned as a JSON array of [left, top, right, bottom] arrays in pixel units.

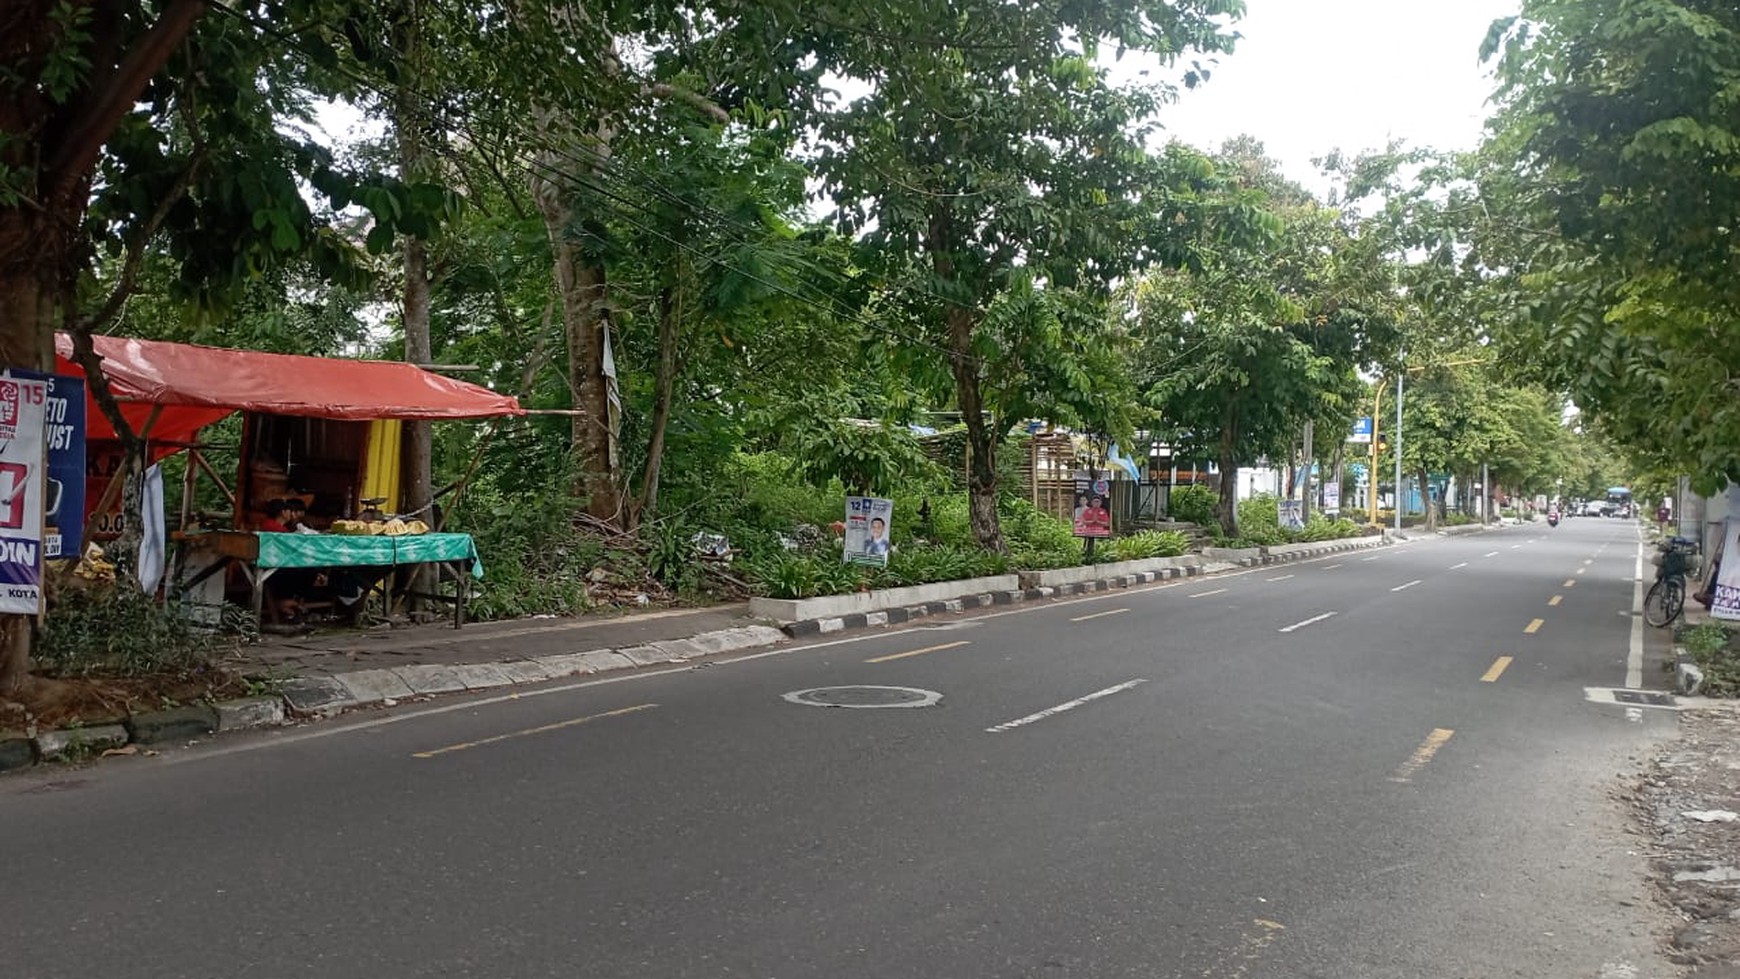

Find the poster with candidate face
[[845, 496, 894, 567], [1072, 477, 1112, 539]]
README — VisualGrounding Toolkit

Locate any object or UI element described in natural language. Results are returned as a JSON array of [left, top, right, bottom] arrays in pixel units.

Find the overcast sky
[[1149, 0, 1521, 193]]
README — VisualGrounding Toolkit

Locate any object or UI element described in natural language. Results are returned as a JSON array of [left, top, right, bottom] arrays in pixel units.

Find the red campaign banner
[[1072, 477, 1112, 539]]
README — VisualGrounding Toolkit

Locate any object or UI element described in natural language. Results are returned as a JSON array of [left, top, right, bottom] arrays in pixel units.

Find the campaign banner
[[1072, 476, 1113, 539], [1280, 499, 1304, 530], [0, 376, 48, 613], [9, 370, 84, 559], [1710, 519, 1740, 622], [845, 496, 894, 567]]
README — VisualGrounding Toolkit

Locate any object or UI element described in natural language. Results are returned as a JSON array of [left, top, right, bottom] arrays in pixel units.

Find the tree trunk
[[947, 306, 1003, 551], [531, 152, 622, 524], [1214, 401, 1240, 538], [393, 3, 435, 603], [0, 249, 54, 697], [637, 282, 681, 526], [1419, 467, 1437, 531]]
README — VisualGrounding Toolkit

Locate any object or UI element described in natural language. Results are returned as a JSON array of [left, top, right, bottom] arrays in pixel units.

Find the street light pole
[[1394, 373, 1404, 533], [1368, 384, 1383, 525]]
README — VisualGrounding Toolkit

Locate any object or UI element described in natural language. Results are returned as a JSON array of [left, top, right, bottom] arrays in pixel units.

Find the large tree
[[808, 1, 1246, 551], [1476, 0, 1740, 491], [1136, 141, 1397, 537]]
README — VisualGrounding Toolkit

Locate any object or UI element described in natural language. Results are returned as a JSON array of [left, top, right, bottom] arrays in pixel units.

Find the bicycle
[[1644, 536, 1699, 627]]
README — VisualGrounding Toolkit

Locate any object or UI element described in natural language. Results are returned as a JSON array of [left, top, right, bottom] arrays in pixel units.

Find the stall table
[[177, 530, 482, 628]]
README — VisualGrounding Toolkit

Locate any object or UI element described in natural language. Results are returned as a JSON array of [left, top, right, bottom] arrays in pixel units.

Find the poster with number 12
[[0, 376, 47, 614]]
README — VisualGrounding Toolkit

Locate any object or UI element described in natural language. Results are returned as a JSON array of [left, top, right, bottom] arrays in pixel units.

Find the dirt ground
[[1629, 704, 1740, 975], [0, 668, 250, 732]]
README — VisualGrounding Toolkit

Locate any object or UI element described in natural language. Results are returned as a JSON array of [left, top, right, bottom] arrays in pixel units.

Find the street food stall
[[54, 334, 524, 628]]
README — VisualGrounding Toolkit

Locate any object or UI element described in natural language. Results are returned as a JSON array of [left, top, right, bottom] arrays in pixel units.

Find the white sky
[[1149, 0, 1520, 193]]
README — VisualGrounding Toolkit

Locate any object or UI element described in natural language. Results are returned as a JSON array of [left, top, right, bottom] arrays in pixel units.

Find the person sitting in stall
[[285, 497, 321, 534], [256, 498, 294, 533]]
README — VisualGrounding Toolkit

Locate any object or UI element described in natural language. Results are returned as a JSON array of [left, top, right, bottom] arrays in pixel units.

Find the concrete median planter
[[749, 574, 1020, 624], [1201, 545, 1266, 566], [1261, 537, 1382, 560], [1018, 555, 1202, 590]]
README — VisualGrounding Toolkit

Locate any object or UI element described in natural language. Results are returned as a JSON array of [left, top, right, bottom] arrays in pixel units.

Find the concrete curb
[[1675, 644, 1706, 696], [778, 536, 1388, 638]]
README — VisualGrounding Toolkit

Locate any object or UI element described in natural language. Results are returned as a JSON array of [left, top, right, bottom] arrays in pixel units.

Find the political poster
[[0, 376, 48, 613], [1280, 499, 1305, 531], [1323, 482, 1341, 513], [9, 370, 85, 559], [845, 496, 894, 567], [1710, 518, 1740, 622], [1072, 476, 1113, 539]]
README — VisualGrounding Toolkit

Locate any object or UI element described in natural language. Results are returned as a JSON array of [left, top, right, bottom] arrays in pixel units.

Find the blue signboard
[[1349, 417, 1374, 444], [10, 370, 86, 560]]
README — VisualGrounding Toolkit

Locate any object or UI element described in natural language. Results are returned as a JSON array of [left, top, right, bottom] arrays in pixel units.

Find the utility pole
[[1300, 418, 1314, 523], [1393, 373, 1404, 533], [1369, 385, 1383, 525]]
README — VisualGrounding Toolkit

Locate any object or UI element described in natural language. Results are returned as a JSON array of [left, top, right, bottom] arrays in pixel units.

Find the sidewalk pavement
[[225, 603, 788, 720], [231, 603, 765, 677]]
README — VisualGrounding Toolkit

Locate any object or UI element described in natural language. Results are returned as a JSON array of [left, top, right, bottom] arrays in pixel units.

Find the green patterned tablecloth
[[255, 532, 483, 578]]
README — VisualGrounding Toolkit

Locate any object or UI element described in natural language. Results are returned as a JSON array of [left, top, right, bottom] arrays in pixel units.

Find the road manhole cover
[[782, 685, 943, 709]]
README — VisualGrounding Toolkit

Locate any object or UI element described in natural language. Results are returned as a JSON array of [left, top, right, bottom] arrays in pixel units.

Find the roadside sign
[[1280, 499, 1304, 530], [1072, 476, 1112, 538], [1349, 417, 1373, 444], [845, 496, 893, 567], [10, 370, 84, 559], [0, 376, 48, 613], [1712, 518, 1740, 622], [1323, 482, 1341, 512]]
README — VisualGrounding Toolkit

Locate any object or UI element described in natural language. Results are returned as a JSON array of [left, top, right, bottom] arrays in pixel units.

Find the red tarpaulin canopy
[[54, 334, 524, 445]]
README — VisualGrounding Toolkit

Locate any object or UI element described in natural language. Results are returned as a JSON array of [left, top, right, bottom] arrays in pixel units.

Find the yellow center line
[[1480, 656, 1513, 683], [1390, 728, 1455, 782], [1189, 588, 1228, 598], [865, 640, 971, 663], [1070, 607, 1131, 623], [1564, 579, 1576, 588], [412, 703, 657, 759], [1524, 618, 1544, 634], [1548, 595, 1563, 606]]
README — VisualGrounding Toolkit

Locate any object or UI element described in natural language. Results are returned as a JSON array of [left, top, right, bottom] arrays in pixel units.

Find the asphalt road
[[1, 518, 1682, 979]]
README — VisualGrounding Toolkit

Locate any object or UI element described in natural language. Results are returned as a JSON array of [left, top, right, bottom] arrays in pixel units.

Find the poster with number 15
[[0, 376, 47, 614]]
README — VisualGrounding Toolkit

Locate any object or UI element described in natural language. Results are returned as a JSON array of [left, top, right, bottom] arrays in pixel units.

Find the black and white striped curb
[[781, 537, 1390, 637], [782, 566, 1215, 637]]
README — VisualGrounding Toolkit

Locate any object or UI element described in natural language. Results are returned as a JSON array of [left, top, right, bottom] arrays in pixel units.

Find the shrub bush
[[1683, 622, 1740, 697], [1170, 484, 1217, 526], [39, 586, 224, 677], [1102, 530, 1192, 562]]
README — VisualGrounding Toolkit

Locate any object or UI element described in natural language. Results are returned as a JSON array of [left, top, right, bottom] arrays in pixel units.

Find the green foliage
[[785, 418, 941, 497], [1234, 493, 1287, 545], [1682, 622, 1740, 698], [743, 543, 1012, 600], [1102, 530, 1191, 562], [1170, 484, 1218, 526], [457, 485, 604, 620], [37, 588, 223, 677]]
